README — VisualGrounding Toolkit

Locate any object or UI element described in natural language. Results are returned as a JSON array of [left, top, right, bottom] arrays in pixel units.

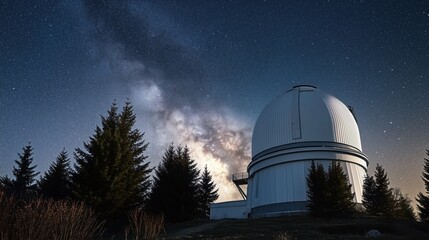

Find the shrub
[[0, 191, 16, 240], [127, 207, 164, 240], [274, 231, 297, 240], [0, 191, 104, 240]]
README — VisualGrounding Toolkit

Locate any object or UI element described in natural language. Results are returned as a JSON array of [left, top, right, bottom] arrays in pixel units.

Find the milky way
[[1, 0, 428, 202]]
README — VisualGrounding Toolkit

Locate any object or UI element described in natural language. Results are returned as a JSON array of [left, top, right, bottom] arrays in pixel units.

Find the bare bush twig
[[0, 191, 104, 240], [274, 231, 297, 240], [128, 208, 164, 240], [0, 191, 16, 240]]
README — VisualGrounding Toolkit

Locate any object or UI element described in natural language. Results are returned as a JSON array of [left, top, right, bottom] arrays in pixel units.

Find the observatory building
[[210, 85, 369, 219]]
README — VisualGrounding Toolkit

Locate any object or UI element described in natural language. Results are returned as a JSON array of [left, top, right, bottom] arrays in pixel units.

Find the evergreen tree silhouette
[[326, 161, 355, 217], [148, 144, 200, 222], [0, 143, 39, 198], [392, 188, 415, 221], [307, 161, 355, 217], [72, 101, 151, 215], [416, 149, 429, 223], [198, 165, 219, 218], [362, 175, 377, 215], [364, 164, 395, 217], [0, 175, 13, 194], [374, 164, 396, 217], [38, 149, 72, 200], [148, 144, 176, 220], [307, 161, 328, 216]]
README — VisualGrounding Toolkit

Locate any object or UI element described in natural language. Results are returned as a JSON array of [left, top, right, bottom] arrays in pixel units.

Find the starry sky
[[1, 0, 428, 202]]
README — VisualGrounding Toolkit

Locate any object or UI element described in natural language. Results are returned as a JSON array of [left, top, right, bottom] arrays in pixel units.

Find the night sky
[[1, 0, 428, 202]]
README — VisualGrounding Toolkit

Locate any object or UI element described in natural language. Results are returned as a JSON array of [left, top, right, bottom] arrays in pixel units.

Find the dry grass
[[127, 207, 164, 240], [162, 215, 429, 239], [273, 231, 297, 240], [0, 191, 17, 240], [0, 191, 104, 240]]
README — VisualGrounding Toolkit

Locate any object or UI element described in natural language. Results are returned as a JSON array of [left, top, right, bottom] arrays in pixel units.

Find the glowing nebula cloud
[[81, 1, 254, 201], [102, 56, 250, 202], [130, 72, 252, 202]]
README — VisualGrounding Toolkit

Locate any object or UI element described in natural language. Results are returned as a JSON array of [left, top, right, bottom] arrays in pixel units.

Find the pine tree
[[364, 164, 396, 217], [38, 149, 72, 200], [148, 144, 201, 222], [0, 144, 39, 198], [198, 165, 219, 218], [362, 175, 377, 215], [72, 103, 119, 212], [307, 161, 355, 217], [307, 161, 328, 217], [398, 194, 416, 221], [416, 149, 429, 223], [392, 188, 415, 221], [0, 175, 13, 194], [72, 101, 151, 215], [326, 161, 355, 217], [116, 101, 151, 207], [148, 145, 176, 220], [178, 146, 200, 220], [373, 164, 396, 217]]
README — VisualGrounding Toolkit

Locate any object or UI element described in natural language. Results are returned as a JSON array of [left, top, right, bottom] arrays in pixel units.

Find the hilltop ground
[[158, 215, 429, 240]]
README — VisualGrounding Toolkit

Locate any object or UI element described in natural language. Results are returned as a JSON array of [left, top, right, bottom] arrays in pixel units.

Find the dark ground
[[158, 216, 429, 240]]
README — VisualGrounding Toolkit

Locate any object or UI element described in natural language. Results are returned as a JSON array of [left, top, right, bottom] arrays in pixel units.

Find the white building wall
[[210, 200, 248, 220], [250, 161, 308, 209], [248, 159, 367, 211]]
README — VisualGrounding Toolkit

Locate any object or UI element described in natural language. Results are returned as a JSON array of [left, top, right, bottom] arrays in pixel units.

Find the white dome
[[210, 85, 368, 219], [252, 85, 362, 158]]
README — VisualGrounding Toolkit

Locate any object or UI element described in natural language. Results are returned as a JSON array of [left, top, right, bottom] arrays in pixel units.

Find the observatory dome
[[252, 85, 362, 158], [246, 85, 368, 217], [210, 85, 369, 219]]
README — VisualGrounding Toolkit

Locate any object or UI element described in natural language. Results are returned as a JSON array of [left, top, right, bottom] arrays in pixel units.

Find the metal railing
[[232, 172, 248, 200], [232, 172, 249, 181]]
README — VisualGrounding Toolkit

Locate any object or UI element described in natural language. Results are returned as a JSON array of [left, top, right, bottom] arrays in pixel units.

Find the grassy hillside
[[162, 216, 429, 240]]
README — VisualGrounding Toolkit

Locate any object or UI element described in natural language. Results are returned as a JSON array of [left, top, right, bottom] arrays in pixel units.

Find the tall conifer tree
[[374, 164, 396, 217], [148, 145, 176, 219], [392, 188, 415, 220], [326, 161, 355, 216], [179, 146, 200, 220], [72, 101, 151, 215], [198, 165, 219, 218], [307, 161, 355, 217], [0, 144, 39, 198], [307, 161, 328, 216], [362, 175, 377, 215], [416, 150, 429, 223], [38, 149, 72, 200], [363, 164, 395, 217], [148, 145, 200, 222]]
